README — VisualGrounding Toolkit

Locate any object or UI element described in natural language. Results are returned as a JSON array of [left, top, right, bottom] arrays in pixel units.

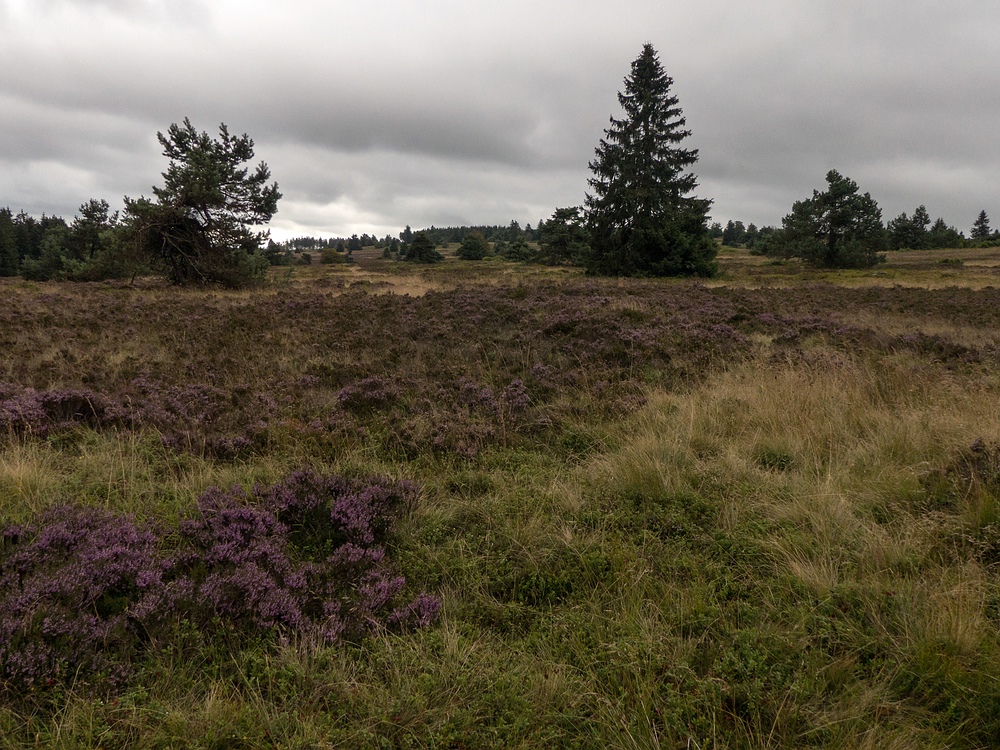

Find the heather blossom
[[0, 470, 440, 698]]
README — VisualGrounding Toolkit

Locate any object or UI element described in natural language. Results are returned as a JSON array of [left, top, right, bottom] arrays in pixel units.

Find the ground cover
[[3, 250, 1000, 747]]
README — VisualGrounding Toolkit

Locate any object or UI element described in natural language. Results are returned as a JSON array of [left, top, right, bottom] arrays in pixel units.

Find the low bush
[[0, 470, 440, 700]]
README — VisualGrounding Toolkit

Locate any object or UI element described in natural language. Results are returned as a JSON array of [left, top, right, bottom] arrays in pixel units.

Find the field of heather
[[4, 247, 1000, 748]]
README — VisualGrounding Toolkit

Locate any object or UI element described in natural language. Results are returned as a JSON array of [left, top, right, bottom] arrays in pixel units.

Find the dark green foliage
[[747, 225, 778, 255], [929, 217, 965, 248], [6, 211, 73, 272], [456, 230, 490, 260], [20, 221, 71, 281], [0, 209, 19, 276], [766, 170, 886, 268], [887, 205, 931, 250], [885, 208, 963, 251], [585, 44, 716, 277], [69, 199, 118, 261], [11, 202, 130, 282], [536, 207, 589, 265], [721, 220, 747, 247], [499, 236, 534, 261], [320, 247, 349, 264], [404, 222, 531, 247], [753, 445, 795, 472], [11, 211, 44, 264], [971, 210, 992, 241], [402, 231, 443, 263], [122, 118, 281, 287]]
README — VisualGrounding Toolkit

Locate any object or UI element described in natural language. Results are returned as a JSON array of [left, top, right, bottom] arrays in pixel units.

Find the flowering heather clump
[[0, 384, 131, 436], [0, 471, 440, 699], [126, 376, 275, 457], [0, 506, 162, 691], [176, 470, 436, 639], [336, 376, 403, 412]]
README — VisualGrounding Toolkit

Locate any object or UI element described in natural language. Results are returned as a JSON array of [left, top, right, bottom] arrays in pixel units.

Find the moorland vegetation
[[4, 246, 1000, 747], [4, 43, 1000, 747]]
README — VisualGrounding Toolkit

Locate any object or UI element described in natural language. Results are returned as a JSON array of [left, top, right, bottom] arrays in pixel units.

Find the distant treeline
[[0, 201, 562, 279], [267, 222, 550, 267], [711, 207, 999, 253], [401, 221, 543, 246], [0, 202, 127, 281], [276, 221, 543, 254], [5, 199, 999, 282]]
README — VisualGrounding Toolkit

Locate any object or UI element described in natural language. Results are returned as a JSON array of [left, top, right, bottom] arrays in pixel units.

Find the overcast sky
[[2, 0, 998, 240]]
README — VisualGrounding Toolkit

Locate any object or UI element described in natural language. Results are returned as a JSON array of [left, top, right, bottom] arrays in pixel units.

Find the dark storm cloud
[[1, 0, 997, 236]]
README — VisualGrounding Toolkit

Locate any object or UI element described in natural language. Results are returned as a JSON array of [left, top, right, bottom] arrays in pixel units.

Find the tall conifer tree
[[585, 44, 715, 277], [0, 208, 17, 276], [972, 210, 992, 241]]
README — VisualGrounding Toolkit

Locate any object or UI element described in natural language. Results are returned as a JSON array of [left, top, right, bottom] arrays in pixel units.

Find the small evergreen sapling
[[402, 231, 443, 263], [456, 231, 490, 260], [971, 210, 992, 241]]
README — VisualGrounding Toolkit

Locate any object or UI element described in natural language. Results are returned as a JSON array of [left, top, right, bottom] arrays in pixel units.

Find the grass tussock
[[5, 251, 1000, 747]]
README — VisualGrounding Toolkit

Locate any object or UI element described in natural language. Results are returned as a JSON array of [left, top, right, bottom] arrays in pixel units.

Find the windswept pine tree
[[765, 170, 886, 268], [123, 119, 281, 287], [585, 43, 716, 277]]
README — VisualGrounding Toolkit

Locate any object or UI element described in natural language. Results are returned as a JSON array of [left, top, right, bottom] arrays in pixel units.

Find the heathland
[[4, 245, 1000, 748]]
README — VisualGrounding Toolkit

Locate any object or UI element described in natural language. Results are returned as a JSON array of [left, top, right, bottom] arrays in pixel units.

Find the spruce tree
[[972, 210, 992, 241], [0, 208, 17, 277], [585, 44, 715, 277]]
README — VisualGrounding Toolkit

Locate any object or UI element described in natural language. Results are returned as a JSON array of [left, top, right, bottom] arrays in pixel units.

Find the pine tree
[[123, 118, 281, 287], [769, 170, 885, 268], [887, 205, 931, 250], [538, 207, 590, 265], [402, 232, 442, 263], [585, 44, 715, 277]]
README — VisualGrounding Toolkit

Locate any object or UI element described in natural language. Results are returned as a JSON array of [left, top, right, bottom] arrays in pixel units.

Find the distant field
[[3, 249, 1000, 748]]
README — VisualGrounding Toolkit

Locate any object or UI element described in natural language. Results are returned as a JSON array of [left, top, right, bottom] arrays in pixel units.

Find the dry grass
[[6, 251, 1000, 748], [709, 245, 1000, 290]]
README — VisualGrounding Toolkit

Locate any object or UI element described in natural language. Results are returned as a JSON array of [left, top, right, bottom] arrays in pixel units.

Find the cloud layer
[[2, 0, 998, 238]]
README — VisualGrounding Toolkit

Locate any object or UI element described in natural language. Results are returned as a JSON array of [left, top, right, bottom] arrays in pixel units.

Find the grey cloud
[[29, 0, 208, 23], [1, 0, 998, 236], [266, 145, 583, 239]]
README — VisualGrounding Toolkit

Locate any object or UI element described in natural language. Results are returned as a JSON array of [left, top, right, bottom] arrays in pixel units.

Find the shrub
[[500, 236, 535, 261], [456, 231, 490, 260], [321, 247, 349, 264], [0, 471, 440, 699], [402, 232, 443, 263], [0, 385, 131, 436]]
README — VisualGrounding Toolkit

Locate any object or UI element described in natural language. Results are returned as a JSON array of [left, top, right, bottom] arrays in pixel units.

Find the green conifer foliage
[[585, 44, 716, 277]]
